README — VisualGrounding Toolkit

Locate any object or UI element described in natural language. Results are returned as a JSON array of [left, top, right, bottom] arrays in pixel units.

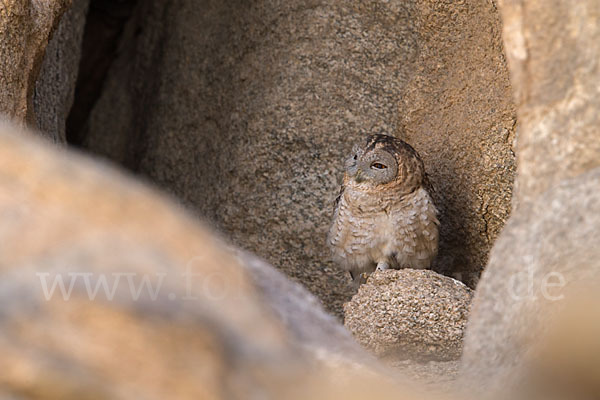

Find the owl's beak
[[354, 168, 365, 183]]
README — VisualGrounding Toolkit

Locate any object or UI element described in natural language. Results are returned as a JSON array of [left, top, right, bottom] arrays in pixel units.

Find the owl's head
[[345, 134, 425, 192]]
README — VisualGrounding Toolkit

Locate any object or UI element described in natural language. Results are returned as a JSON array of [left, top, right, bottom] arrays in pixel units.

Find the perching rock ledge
[[345, 269, 472, 362]]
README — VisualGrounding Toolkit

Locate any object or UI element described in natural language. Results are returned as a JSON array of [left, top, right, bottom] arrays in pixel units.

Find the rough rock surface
[[499, 0, 600, 207], [461, 0, 600, 394], [75, 0, 515, 316], [393, 360, 461, 391], [0, 120, 415, 399], [0, 0, 71, 124], [344, 269, 472, 361], [33, 0, 89, 143], [399, 0, 516, 286], [461, 168, 600, 394]]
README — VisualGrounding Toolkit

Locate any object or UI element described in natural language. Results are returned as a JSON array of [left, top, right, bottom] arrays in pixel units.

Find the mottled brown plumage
[[328, 134, 439, 286]]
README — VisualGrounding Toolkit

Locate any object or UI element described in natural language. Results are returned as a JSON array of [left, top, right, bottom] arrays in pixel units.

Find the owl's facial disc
[[356, 150, 398, 185]]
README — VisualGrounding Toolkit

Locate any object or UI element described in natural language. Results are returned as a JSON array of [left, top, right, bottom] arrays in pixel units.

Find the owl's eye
[[371, 163, 387, 170], [353, 154, 357, 160]]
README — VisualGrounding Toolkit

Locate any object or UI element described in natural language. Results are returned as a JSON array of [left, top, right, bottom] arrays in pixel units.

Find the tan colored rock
[[0, 0, 71, 124], [461, 0, 600, 394], [514, 292, 600, 400], [76, 0, 515, 316], [399, 0, 517, 287], [33, 0, 89, 143], [345, 269, 472, 361], [0, 120, 421, 399], [499, 0, 600, 207], [461, 168, 600, 394]]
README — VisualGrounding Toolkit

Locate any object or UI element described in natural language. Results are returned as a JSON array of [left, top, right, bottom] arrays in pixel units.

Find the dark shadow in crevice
[[66, 0, 138, 147]]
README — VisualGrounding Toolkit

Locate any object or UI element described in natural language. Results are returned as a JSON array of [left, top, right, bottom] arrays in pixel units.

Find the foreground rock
[[514, 293, 600, 400], [0, 121, 412, 399], [72, 0, 515, 317], [461, 168, 600, 394], [499, 0, 600, 207], [461, 0, 600, 395], [345, 270, 472, 361]]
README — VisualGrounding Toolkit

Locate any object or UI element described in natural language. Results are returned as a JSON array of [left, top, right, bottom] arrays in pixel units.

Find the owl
[[327, 134, 439, 286]]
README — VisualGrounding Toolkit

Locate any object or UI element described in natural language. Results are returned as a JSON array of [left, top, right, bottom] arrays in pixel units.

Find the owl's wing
[[423, 173, 436, 197], [422, 173, 440, 214], [334, 184, 345, 213]]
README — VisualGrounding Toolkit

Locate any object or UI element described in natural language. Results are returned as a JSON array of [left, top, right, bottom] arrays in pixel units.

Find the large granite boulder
[[0, 120, 410, 399], [71, 0, 516, 316], [461, 0, 600, 394], [345, 269, 472, 362], [0, 0, 71, 124]]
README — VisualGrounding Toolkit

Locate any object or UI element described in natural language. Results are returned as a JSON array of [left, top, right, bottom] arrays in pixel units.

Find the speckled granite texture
[[80, 0, 515, 317], [344, 269, 472, 361], [0, 0, 71, 125], [34, 0, 90, 143]]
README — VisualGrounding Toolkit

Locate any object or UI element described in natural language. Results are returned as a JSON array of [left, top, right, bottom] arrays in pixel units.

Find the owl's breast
[[328, 186, 439, 271], [328, 192, 370, 259], [327, 188, 398, 264]]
